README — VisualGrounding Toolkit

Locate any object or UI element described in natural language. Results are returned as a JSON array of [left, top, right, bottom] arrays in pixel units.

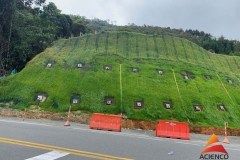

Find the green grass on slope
[[1, 31, 240, 128]]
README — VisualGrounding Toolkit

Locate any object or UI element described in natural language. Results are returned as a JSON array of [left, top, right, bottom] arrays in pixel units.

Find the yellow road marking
[[0, 137, 133, 160]]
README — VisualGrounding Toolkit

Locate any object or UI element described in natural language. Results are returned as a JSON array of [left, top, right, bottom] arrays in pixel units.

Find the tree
[[57, 14, 73, 38], [0, 0, 15, 71], [71, 16, 92, 36], [218, 36, 227, 54], [0, 38, 9, 71], [34, 0, 45, 6], [17, 0, 45, 8]]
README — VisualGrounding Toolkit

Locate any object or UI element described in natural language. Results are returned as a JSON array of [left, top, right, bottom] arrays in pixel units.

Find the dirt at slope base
[[0, 107, 239, 136]]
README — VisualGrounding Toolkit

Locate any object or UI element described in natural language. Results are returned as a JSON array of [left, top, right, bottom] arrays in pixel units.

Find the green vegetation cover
[[1, 32, 240, 127]]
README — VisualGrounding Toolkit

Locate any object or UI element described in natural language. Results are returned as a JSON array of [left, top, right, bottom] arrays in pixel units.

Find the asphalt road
[[0, 117, 239, 160]]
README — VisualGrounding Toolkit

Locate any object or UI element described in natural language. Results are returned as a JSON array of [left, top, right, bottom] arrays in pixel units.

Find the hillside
[[1, 31, 240, 128]]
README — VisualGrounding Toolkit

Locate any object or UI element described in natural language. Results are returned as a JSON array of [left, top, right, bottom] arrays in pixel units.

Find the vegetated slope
[[1, 31, 240, 128]]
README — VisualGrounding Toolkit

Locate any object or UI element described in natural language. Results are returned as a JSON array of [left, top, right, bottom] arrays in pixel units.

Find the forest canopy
[[0, 0, 240, 75]]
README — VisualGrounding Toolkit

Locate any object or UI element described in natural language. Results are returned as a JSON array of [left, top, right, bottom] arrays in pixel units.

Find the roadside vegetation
[[1, 32, 240, 128]]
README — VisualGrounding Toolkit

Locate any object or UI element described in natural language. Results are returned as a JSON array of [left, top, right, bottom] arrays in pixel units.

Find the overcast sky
[[46, 0, 240, 40]]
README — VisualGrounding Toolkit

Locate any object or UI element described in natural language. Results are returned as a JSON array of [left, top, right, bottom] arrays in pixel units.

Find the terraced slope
[[1, 31, 240, 127]]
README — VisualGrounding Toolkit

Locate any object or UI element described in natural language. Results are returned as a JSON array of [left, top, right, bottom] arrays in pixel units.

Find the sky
[[46, 0, 240, 40]]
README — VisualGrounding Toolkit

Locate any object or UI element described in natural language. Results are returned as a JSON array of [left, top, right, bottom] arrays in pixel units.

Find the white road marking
[[225, 148, 240, 151], [87, 129, 164, 141], [89, 129, 151, 138], [25, 151, 69, 160], [0, 119, 53, 127], [175, 142, 240, 151], [175, 141, 201, 146]]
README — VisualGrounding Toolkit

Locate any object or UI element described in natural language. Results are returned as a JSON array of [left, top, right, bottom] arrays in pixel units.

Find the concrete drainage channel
[[0, 107, 240, 136]]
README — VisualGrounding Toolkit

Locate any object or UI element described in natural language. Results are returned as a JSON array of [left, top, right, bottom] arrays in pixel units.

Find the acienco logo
[[200, 134, 229, 159]]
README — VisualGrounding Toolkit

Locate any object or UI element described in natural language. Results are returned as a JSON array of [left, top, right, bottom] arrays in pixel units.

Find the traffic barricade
[[89, 113, 103, 129], [90, 113, 121, 132], [155, 120, 190, 140]]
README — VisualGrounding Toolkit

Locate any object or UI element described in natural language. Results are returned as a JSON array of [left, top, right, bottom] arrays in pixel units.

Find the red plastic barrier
[[90, 113, 121, 132], [156, 120, 190, 140]]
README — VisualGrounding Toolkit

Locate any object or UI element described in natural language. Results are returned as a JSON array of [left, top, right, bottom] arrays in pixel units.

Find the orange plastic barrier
[[89, 113, 121, 132], [156, 120, 190, 140]]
